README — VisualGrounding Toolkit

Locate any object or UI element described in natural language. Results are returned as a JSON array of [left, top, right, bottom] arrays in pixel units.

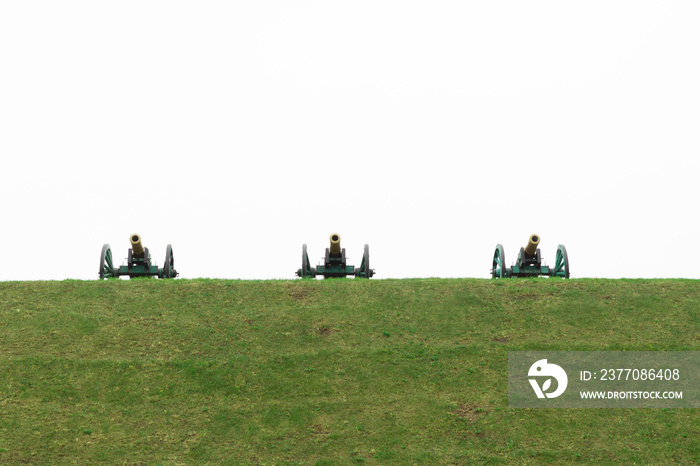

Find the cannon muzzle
[[329, 233, 341, 256], [524, 234, 540, 255], [130, 233, 145, 257]]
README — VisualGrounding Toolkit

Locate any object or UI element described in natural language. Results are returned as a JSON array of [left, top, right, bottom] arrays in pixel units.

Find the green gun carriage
[[99, 234, 177, 279], [297, 233, 374, 279], [491, 234, 569, 279]]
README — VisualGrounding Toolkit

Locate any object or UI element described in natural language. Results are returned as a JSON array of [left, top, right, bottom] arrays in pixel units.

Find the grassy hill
[[0, 278, 698, 464]]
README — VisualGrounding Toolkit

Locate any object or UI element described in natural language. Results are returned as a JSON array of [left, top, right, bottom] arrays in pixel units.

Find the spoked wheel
[[357, 244, 373, 278], [553, 244, 570, 279], [491, 244, 506, 278], [163, 244, 177, 278], [297, 244, 314, 278], [99, 244, 117, 279]]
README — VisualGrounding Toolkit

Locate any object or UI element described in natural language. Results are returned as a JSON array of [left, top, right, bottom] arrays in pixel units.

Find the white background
[[1, 1, 698, 280]]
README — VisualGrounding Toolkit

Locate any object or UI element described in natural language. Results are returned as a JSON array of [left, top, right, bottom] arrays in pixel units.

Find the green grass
[[0, 278, 698, 464]]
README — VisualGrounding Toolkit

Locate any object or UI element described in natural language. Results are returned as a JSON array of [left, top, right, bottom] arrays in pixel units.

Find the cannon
[[99, 234, 177, 279], [491, 234, 569, 279], [296, 233, 374, 278]]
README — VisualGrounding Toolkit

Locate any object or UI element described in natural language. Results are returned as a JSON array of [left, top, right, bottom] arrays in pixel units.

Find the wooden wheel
[[356, 244, 374, 278], [491, 244, 506, 278], [297, 244, 314, 278], [163, 244, 177, 278], [99, 244, 117, 279], [553, 244, 570, 279]]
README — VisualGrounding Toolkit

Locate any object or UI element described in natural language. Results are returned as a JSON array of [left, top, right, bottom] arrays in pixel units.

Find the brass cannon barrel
[[524, 234, 540, 255], [329, 233, 341, 255], [130, 233, 145, 257]]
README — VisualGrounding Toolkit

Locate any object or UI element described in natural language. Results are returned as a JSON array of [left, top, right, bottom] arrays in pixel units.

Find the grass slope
[[0, 278, 698, 464]]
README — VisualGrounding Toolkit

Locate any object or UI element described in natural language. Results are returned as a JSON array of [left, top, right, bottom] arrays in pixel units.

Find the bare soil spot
[[317, 326, 338, 336], [290, 289, 311, 301], [281, 282, 315, 303], [310, 424, 330, 442], [456, 404, 487, 422]]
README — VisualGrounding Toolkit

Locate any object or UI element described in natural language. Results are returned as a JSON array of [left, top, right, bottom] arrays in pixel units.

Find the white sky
[[1, 1, 698, 280]]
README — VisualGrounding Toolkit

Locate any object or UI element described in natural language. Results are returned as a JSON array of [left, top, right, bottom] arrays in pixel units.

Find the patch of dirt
[[491, 337, 509, 343], [512, 294, 539, 301], [310, 424, 330, 442], [456, 404, 487, 422], [281, 282, 315, 303], [289, 288, 311, 301], [317, 326, 338, 336]]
